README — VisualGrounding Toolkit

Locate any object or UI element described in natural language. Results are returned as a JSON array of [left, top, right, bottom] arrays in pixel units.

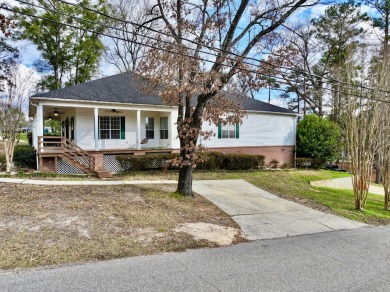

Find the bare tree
[[372, 57, 390, 210], [104, 0, 156, 72], [342, 50, 381, 211], [378, 101, 390, 210], [138, 0, 313, 196], [272, 21, 327, 115], [0, 65, 36, 173]]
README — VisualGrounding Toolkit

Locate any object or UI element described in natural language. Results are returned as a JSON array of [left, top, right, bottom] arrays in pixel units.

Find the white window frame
[[99, 116, 121, 140], [221, 124, 236, 139], [145, 117, 155, 139], [160, 116, 169, 139]]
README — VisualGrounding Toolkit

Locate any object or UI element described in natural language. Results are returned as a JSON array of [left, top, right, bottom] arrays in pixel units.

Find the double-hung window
[[218, 123, 239, 139], [160, 117, 169, 139], [145, 117, 155, 139], [99, 116, 121, 139]]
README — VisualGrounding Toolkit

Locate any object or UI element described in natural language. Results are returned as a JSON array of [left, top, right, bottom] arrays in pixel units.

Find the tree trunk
[[375, 163, 382, 184], [4, 139, 14, 173], [383, 164, 390, 211], [176, 165, 194, 197]]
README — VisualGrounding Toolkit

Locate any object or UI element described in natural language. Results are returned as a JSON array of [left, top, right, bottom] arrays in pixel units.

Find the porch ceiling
[[42, 106, 75, 120], [40, 106, 137, 119]]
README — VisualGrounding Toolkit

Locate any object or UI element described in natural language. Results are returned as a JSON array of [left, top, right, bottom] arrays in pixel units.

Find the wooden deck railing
[[38, 136, 95, 171]]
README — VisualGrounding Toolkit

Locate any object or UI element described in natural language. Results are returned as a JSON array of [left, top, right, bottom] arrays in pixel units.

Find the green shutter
[[120, 116, 125, 139], [218, 123, 222, 139], [235, 123, 239, 139]]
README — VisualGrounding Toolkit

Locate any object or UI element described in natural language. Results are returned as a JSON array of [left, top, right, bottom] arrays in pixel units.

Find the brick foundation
[[206, 146, 295, 166], [90, 153, 104, 171]]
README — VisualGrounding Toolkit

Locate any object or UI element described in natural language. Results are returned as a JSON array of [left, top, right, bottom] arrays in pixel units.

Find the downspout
[[294, 115, 298, 168]]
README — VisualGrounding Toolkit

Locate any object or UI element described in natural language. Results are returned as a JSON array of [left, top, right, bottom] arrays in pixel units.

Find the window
[[218, 123, 239, 139], [145, 117, 154, 139], [70, 117, 74, 140], [160, 117, 168, 139], [99, 116, 121, 139]]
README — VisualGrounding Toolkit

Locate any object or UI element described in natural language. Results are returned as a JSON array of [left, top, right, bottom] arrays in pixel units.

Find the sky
[[3, 0, 385, 109]]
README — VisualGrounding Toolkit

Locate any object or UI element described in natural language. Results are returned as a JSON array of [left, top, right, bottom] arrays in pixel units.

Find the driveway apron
[[193, 179, 368, 240]]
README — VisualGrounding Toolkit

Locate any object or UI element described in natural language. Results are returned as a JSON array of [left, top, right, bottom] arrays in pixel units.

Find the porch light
[[53, 109, 59, 116]]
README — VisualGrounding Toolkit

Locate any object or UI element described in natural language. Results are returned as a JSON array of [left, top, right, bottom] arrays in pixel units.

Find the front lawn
[[0, 183, 243, 270]]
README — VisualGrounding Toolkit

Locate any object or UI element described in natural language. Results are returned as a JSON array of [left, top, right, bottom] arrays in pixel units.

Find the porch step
[[61, 155, 94, 175], [95, 170, 113, 179]]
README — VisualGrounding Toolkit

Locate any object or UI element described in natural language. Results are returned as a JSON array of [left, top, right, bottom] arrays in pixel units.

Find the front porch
[[38, 136, 175, 177], [32, 102, 178, 151], [31, 102, 179, 177]]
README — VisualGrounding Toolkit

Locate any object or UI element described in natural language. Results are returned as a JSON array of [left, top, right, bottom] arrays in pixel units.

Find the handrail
[[38, 136, 95, 171]]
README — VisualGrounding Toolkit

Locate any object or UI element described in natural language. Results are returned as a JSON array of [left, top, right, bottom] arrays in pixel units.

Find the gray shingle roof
[[32, 71, 297, 114]]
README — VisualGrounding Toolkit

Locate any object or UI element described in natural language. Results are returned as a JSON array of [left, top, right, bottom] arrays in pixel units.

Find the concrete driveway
[[193, 179, 368, 240], [310, 176, 385, 196]]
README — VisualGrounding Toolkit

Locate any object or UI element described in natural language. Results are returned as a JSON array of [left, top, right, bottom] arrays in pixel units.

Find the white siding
[[73, 107, 178, 150], [35, 99, 296, 151], [201, 112, 296, 148], [75, 108, 95, 149]]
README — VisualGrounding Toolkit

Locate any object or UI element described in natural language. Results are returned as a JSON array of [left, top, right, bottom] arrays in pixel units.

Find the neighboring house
[[29, 72, 298, 177]]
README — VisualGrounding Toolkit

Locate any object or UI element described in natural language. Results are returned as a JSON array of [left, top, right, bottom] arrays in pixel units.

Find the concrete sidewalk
[[193, 180, 368, 241], [310, 176, 385, 196], [0, 177, 176, 185]]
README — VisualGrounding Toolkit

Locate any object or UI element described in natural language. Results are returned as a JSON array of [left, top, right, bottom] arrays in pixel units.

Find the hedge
[[27, 132, 33, 146], [13, 145, 37, 169], [295, 157, 323, 169], [117, 152, 265, 172], [117, 153, 179, 171]]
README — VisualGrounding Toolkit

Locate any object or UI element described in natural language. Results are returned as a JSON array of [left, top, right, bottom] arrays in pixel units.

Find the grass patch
[[0, 183, 242, 270], [0, 171, 96, 180], [19, 133, 28, 143]]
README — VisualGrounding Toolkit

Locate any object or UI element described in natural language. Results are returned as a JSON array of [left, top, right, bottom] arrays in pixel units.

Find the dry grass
[[0, 183, 243, 270]]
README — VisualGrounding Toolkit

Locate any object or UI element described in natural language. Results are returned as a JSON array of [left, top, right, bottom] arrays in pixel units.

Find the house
[[29, 72, 298, 177]]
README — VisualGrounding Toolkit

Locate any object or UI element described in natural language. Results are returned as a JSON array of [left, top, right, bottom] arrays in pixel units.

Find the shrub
[[117, 153, 179, 171], [269, 159, 279, 169], [195, 152, 225, 170], [223, 154, 264, 170], [297, 114, 342, 164], [27, 132, 33, 146], [295, 157, 323, 169], [117, 152, 265, 172], [197, 152, 264, 170], [13, 145, 37, 169]]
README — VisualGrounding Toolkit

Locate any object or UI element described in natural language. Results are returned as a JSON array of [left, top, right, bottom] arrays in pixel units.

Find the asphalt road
[[1, 225, 390, 292]]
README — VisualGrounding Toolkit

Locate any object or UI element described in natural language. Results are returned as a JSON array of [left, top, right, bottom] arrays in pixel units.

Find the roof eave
[[245, 110, 300, 116], [29, 96, 175, 109]]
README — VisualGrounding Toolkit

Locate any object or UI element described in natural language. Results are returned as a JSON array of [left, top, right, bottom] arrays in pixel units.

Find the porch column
[[169, 112, 174, 149], [94, 108, 99, 150], [36, 102, 44, 141], [137, 110, 141, 149]]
